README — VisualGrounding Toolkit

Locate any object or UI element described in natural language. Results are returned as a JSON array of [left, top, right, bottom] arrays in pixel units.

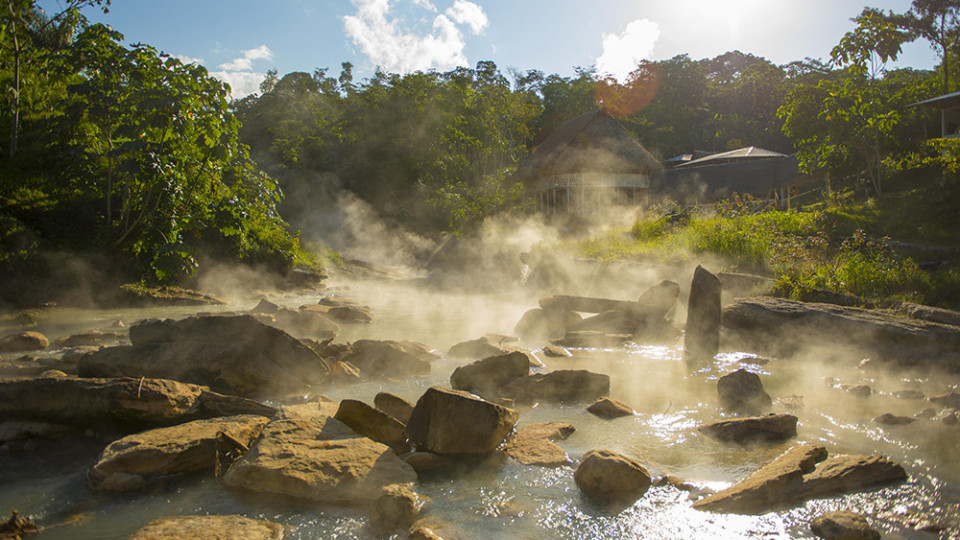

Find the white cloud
[[344, 0, 488, 74], [596, 19, 660, 83], [218, 44, 273, 71], [174, 54, 204, 65], [209, 71, 269, 99], [446, 0, 487, 34]]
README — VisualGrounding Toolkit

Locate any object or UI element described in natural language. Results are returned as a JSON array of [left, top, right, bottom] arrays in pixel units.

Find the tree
[[903, 0, 960, 93]]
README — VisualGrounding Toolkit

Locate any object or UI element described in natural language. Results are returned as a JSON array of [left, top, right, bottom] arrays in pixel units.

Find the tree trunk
[[8, 1, 21, 159]]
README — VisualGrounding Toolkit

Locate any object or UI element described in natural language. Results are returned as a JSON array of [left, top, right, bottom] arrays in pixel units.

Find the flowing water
[[2, 277, 959, 539]]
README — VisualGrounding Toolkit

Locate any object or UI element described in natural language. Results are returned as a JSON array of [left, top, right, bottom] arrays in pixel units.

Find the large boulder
[[334, 399, 409, 454], [0, 375, 273, 428], [80, 315, 330, 397], [698, 414, 798, 444], [406, 387, 518, 455], [270, 308, 340, 340], [0, 331, 48, 353], [810, 511, 880, 540], [224, 416, 417, 505], [574, 449, 651, 502], [539, 295, 670, 320], [723, 296, 960, 367], [684, 265, 721, 363], [637, 280, 680, 313], [447, 337, 514, 359], [449, 351, 530, 398], [127, 515, 285, 540], [54, 331, 123, 348], [586, 398, 635, 420], [514, 308, 582, 339], [717, 368, 772, 414], [693, 445, 906, 514], [88, 415, 269, 492], [341, 340, 436, 379], [565, 311, 645, 335], [374, 392, 415, 425], [500, 370, 610, 403], [503, 422, 575, 467]]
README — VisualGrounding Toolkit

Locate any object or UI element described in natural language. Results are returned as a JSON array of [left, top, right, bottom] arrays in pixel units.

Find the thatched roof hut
[[515, 110, 661, 213]]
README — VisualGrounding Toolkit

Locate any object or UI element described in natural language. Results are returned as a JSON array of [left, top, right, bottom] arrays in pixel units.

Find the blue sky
[[45, 0, 939, 97]]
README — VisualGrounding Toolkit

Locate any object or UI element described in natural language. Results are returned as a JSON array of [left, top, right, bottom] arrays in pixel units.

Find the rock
[[693, 444, 828, 513], [326, 305, 373, 323], [717, 369, 772, 414], [406, 387, 518, 455], [574, 449, 651, 502], [251, 298, 280, 315], [586, 398, 635, 419], [278, 397, 339, 420], [0, 376, 223, 428], [271, 308, 340, 340], [370, 484, 425, 534], [717, 272, 776, 296], [331, 360, 362, 384], [87, 415, 269, 492], [893, 389, 924, 400], [565, 311, 645, 335], [79, 315, 330, 398], [341, 340, 436, 379], [722, 296, 960, 367], [500, 370, 610, 403], [915, 407, 938, 419], [127, 515, 285, 540], [693, 445, 905, 514], [503, 422, 575, 467], [514, 308, 582, 339], [401, 452, 460, 475], [698, 414, 798, 444], [449, 351, 530, 398], [542, 345, 572, 358], [549, 331, 632, 349], [0, 331, 48, 353], [638, 280, 680, 313], [198, 389, 279, 418], [409, 517, 467, 540], [53, 331, 123, 348], [901, 302, 960, 327], [117, 284, 226, 307], [684, 265, 721, 362], [810, 511, 880, 540], [334, 399, 409, 454], [540, 295, 670, 319], [448, 337, 513, 359], [929, 392, 960, 409], [374, 392, 415, 425], [936, 409, 958, 425], [845, 385, 873, 398], [0, 511, 39, 539], [224, 416, 417, 505], [873, 413, 915, 425]]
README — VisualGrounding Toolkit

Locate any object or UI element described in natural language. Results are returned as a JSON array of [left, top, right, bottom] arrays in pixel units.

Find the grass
[[568, 177, 960, 310]]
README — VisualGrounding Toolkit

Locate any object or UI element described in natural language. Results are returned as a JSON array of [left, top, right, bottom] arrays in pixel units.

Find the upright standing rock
[[684, 265, 721, 363]]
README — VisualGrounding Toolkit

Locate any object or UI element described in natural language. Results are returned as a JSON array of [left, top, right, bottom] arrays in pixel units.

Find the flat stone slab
[[503, 422, 575, 467], [224, 416, 417, 505], [127, 515, 284, 540], [698, 414, 798, 444]]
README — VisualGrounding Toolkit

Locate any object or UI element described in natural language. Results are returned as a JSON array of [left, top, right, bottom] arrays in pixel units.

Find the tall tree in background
[[904, 0, 960, 93]]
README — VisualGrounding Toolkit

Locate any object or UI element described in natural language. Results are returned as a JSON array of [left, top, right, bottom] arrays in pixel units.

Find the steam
[[596, 19, 660, 83], [344, 0, 488, 74]]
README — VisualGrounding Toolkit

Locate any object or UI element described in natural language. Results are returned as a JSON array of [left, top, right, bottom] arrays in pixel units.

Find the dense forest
[[2, 0, 959, 306]]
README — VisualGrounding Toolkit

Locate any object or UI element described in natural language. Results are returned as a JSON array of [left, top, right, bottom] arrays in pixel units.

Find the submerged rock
[[0, 331, 48, 353], [845, 385, 873, 398], [574, 449, 651, 502], [929, 392, 960, 409], [503, 422, 575, 467], [500, 370, 610, 403], [698, 414, 798, 444], [873, 413, 915, 426], [542, 345, 572, 358], [127, 515, 285, 540], [449, 351, 530, 398], [586, 397, 635, 420], [406, 387, 518, 455], [693, 444, 906, 514], [684, 265, 721, 363], [447, 336, 513, 359], [370, 484, 426, 534], [717, 369, 772, 414], [810, 511, 880, 540], [80, 315, 330, 398], [224, 416, 417, 505], [88, 415, 269, 492]]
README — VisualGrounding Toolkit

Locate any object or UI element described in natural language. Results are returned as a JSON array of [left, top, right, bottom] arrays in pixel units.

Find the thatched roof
[[515, 109, 661, 186]]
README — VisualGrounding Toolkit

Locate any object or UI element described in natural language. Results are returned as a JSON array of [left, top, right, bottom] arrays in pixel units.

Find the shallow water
[[2, 278, 959, 539]]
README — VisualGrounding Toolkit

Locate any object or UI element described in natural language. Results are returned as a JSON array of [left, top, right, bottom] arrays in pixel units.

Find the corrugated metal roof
[[676, 146, 786, 168], [910, 90, 960, 109]]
